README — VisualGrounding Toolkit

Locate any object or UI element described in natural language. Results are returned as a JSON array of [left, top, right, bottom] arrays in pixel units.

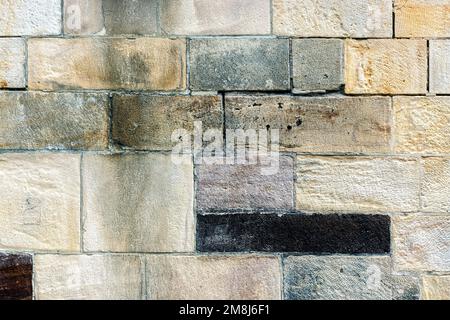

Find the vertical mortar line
[[186, 38, 191, 92], [142, 255, 147, 300], [392, 0, 395, 38], [418, 156, 425, 213], [61, 0, 64, 35], [31, 253, 35, 300], [193, 148, 198, 254], [221, 92, 227, 158], [292, 152, 297, 211], [156, 0, 161, 35], [108, 93, 114, 150], [279, 254, 284, 300], [289, 38, 294, 91], [427, 40, 430, 93], [270, 0, 274, 35], [79, 152, 84, 253], [24, 36, 29, 89]]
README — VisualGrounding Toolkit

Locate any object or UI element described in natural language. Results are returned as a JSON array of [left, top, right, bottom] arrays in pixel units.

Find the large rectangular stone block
[[146, 255, 281, 300], [0, 154, 80, 252], [430, 40, 450, 94], [160, 0, 271, 35], [0, 92, 109, 150], [422, 158, 450, 213], [273, 0, 393, 37], [0, 0, 61, 36], [292, 39, 344, 92], [197, 213, 390, 254], [225, 95, 392, 153], [393, 215, 450, 272], [345, 39, 427, 94], [28, 38, 186, 91], [0, 253, 32, 300], [395, 0, 450, 37], [189, 38, 290, 91], [112, 95, 223, 150], [0, 38, 26, 88], [82, 153, 194, 253], [284, 256, 420, 300], [64, 0, 158, 35], [422, 276, 450, 300], [393, 97, 450, 154], [196, 155, 294, 211], [296, 157, 420, 213], [34, 255, 142, 300]]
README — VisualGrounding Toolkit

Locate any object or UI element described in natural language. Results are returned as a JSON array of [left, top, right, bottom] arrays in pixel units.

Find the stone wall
[[0, 0, 449, 300]]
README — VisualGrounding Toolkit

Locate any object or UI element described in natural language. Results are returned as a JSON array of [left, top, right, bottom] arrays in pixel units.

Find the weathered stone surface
[[422, 276, 450, 300], [64, 0, 158, 35], [28, 38, 186, 90], [0, 0, 61, 36], [393, 215, 450, 272], [422, 158, 450, 213], [395, 0, 450, 37], [34, 255, 142, 300], [0, 253, 32, 300], [430, 40, 450, 94], [0, 154, 80, 252], [197, 213, 390, 254], [345, 39, 427, 94], [0, 38, 26, 88], [296, 157, 420, 213], [394, 97, 450, 154], [112, 95, 222, 150], [273, 0, 393, 37], [0, 92, 109, 150], [82, 153, 194, 253], [160, 0, 271, 35], [292, 39, 344, 92], [146, 255, 281, 300], [196, 156, 294, 211], [189, 38, 290, 91], [284, 256, 419, 300], [225, 95, 392, 153]]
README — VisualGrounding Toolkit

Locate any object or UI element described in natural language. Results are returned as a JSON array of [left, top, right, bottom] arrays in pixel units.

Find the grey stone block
[[190, 38, 290, 91], [293, 39, 344, 92]]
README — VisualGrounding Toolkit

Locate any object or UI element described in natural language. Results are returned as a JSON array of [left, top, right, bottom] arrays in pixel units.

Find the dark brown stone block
[[0, 253, 33, 300]]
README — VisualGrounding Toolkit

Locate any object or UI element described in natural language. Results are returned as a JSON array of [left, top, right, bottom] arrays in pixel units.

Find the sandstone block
[[422, 158, 450, 213], [430, 40, 450, 94], [422, 276, 450, 300], [0, 38, 26, 88]]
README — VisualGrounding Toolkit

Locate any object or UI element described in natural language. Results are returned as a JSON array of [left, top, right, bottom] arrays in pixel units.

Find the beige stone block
[[28, 38, 186, 91], [82, 153, 194, 253], [422, 158, 450, 213], [422, 276, 450, 300], [430, 40, 450, 94], [0, 38, 26, 88], [146, 255, 281, 300], [0, 154, 80, 252], [345, 39, 427, 94]]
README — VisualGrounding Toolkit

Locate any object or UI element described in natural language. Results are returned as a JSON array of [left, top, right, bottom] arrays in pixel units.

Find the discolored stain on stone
[[0, 253, 32, 300], [283, 256, 419, 300], [189, 38, 290, 91], [292, 39, 344, 92], [197, 213, 390, 254], [0, 91, 109, 150], [196, 155, 294, 211], [225, 95, 392, 153], [28, 38, 186, 91], [112, 94, 223, 150]]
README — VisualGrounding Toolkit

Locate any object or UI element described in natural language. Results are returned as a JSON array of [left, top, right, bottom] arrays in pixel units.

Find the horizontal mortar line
[[197, 210, 423, 216]]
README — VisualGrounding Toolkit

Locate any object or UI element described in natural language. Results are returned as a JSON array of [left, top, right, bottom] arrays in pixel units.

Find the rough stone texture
[[292, 39, 344, 92], [0, 0, 61, 36], [393, 215, 450, 272], [296, 157, 420, 213], [395, 0, 450, 38], [146, 255, 281, 300], [112, 95, 223, 150], [393, 97, 450, 154], [197, 214, 390, 254], [422, 158, 450, 213], [273, 0, 393, 37], [0, 253, 32, 300], [430, 40, 450, 94], [28, 38, 186, 91], [64, 0, 158, 35], [34, 255, 142, 300], [225, 95, 392, 153], [160, 0, 270, 35], [284, 256, 420, 300], [422, 276, 450, 300], [345, 39, 427, 94], [0, 154, 80, 252], [196, 156, 294, 211], [189, 38, 290, 91], [82, 153, 194, 253], [0, 92, 109, 150], [0, 38, 26, 88]]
